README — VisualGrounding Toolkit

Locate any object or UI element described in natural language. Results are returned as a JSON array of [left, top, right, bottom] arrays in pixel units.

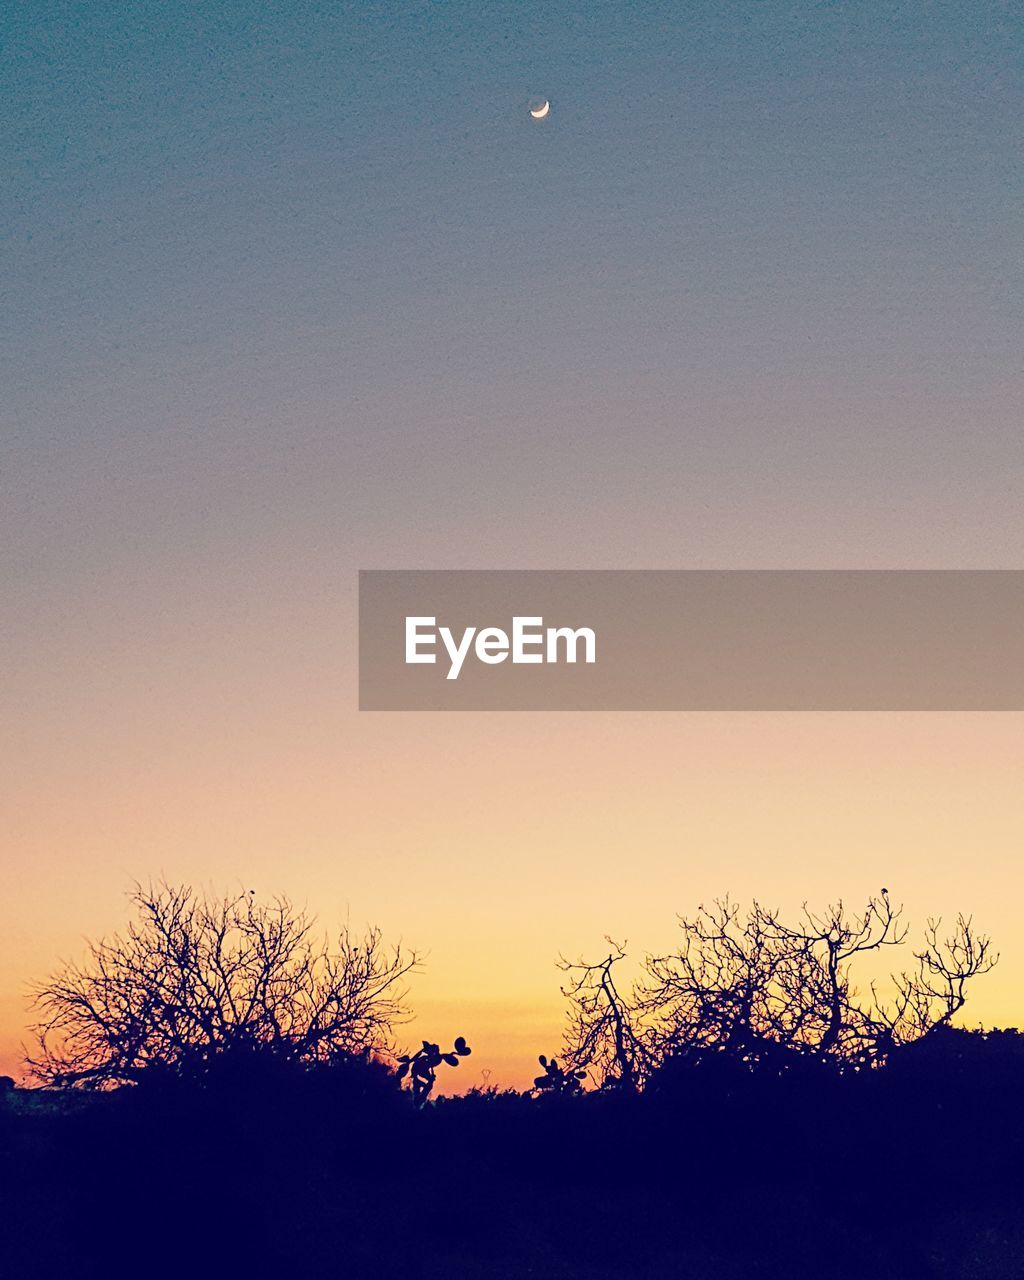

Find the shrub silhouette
[[532, 1054, 586, 1095], [28, 881, 417, 1088], [396, 1036, 471, 1105], [559, 893, 997, 1088]]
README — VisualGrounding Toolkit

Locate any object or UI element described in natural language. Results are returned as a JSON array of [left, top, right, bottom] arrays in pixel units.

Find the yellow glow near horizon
[[4, 711, 1023, 1090]]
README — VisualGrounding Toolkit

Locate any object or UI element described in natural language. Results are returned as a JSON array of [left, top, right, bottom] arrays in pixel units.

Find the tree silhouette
[[560, 893, 996, 1086], [28, 881, 417, 1088], [558, 941, 650, 1089]]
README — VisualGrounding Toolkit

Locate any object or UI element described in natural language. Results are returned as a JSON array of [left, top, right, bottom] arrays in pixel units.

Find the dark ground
[[3, 1030, 1024, 1280]]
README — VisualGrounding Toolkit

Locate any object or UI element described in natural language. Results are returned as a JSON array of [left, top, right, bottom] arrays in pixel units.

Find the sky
[[2, 1, 1023, 1088]]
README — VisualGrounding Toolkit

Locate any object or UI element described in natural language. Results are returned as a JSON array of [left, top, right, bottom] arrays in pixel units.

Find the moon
[[529, 99, 550, 119]]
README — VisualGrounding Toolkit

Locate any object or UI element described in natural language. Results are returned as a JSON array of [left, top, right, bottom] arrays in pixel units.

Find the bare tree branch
[[559, 894, 997, 1084], [27, 881, 418, 1088]]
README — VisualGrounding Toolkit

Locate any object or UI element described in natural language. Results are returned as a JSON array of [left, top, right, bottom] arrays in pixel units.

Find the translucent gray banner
[[358, 571, 1024, 710]]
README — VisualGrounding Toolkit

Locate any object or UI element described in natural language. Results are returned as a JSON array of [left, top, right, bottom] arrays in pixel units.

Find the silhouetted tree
[[560, 894, 996, 1086], [558, 940, 651, 1089], [873, 913, 999, 1047], [28, 881, 417, 1088]]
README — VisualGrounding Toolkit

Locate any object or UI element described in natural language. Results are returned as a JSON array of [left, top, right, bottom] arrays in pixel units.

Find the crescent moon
[[530, 100, 550, 119]]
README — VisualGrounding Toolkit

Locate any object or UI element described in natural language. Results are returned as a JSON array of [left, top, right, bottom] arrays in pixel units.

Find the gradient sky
[[2, 1, 1023, 1087]]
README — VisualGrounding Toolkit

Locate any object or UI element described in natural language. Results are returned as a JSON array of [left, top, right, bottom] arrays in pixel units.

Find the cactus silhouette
[[533, 1054, 587, 1096], [396, 1036, 471, 1105]]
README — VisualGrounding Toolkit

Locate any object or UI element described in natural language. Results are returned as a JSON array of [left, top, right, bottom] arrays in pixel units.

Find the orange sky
[[5, 706, 1023, 1090]]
